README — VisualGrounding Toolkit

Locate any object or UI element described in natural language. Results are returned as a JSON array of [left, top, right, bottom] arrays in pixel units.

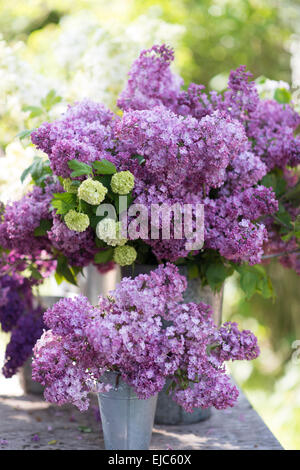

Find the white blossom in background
[[0, 27, 66, 148], [291, 35, 300, 87], [290, 35, 300, 112], [0, 10, 184, 203], [0, 142, 35, 202], [53, 11, 185, 106], [256, 77, 290, 100], [0, 38, 61, 137]]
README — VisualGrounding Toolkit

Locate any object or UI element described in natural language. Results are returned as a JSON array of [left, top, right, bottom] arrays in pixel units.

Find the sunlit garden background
[[0, 0, 300, 449]]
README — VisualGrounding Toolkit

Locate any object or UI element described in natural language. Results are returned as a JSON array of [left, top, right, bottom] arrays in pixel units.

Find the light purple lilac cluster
[[32, 264, 259, 412], [0, 181, 97, 269], [118, 44, 183, 112], [116, 45, 300, 264], [28, 45, 288, 265], [47, 216, 97, 267], [31, 100, 116, 178], [0, 184, 56, 256], [3, 44, 299, 269]]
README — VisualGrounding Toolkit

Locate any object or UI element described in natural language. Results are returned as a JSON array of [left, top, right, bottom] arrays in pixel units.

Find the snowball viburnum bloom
[[64, 210, 90, 232], [96, 218, 127, 247], [63, 178, 78, 194], [113, 245, 137, 266], [111, 171, 135, 195], [78, 179, 108, 205]]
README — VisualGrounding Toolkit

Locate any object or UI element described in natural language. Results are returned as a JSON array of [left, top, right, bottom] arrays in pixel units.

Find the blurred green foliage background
[[0, 0, 300, 450]]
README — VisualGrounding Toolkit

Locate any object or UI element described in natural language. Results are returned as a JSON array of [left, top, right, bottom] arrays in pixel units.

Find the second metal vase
[[98, 371, 158, 450]]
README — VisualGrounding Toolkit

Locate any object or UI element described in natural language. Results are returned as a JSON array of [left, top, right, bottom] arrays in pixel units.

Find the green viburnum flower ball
[[78, 178, 108, 205], [96, 218, 127, 247], [113, 245, 137, 266], [111, 171, 134, 195], [64, 210, 90, 232], [63, 178, 78, 194]]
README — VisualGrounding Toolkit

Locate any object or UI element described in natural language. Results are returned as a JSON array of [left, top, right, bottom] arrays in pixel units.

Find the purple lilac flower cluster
[[47, 216, 97, 267], [0, 247, 58, 377], [118, 44, 183, 113], [0, 184, 56, 256], [0, 255, 47, 377], [32, 264, 259, 412], [2, 44, 299, 270], [31, 100, 116, 178], [116, 45, 299, 266], [3, 307, 44, 378], [0, 273, 32, 333], [0, 181, 97, 269], [28, 45, 290, 265]]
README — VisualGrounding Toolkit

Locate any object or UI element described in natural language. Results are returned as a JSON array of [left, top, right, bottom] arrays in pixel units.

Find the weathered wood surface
[[0, 391, 283, 450]]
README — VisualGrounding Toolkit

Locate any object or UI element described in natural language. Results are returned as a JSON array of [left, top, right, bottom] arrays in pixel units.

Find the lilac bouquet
[[0, 44, 299, 376], [2, 45, 299, 283], [32, 264, 259, 412]]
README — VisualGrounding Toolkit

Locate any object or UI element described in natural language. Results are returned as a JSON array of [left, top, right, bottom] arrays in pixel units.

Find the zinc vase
[[121, 264, 224, 425], [98, 371, 158, 450]]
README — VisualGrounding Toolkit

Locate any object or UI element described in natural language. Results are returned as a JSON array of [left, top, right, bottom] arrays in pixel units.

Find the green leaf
[[261, 173, 286, 198], [78, 426, 92, 433], [239, 270, 258, 299], [274, 88, 292, 104], [21, 164, 34, 184], [206, 262, 229, 290], [51, 200, 70, 215], [22, 105, 44, 118], [275, 206, 293, 230], [34, 219, 53, 236], [237, 264, 275, 300], [54, 272, 64, 285], [282, 182, 300, 204], [281, 232, 294, 242], [20, 156, 52, 186], [132, 154, 146, 165], [56, 255, 77, 285], [294, 215, 300, 233], [51, 192, 77, 215], [29, 266, 43, 281], [68, 159, 93, 177], [93, 159, 117, 175], [258, 276, 274, 299], [16, 129, 35, 140], [41, 89, 62, 111], [187, 263, 199, 280], [94, 248, 114, 264], [255, 76, 267, 85], [95, 174, 113, 189], [53, 192, 77, 204]]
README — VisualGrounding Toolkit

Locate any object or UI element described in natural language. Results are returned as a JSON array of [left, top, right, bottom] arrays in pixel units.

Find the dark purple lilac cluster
[[0, 274, 32, 333], [0, 258, 47, 378], [2, 307, 44, 378]]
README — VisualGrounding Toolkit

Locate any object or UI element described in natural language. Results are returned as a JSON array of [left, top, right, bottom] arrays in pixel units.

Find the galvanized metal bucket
[[121, 264, 224, 425], [98, 371, 158, 450], [155, 380, 211, 425]]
